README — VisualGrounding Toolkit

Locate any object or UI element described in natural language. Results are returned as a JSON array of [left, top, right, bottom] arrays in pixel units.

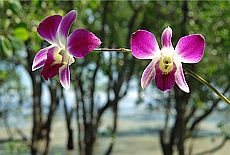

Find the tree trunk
[[104, 101, 118, 155], [174, 90, 188, 155], [27, 43, 42, 155], [67, 129, 74, 150], [42, 85, 59, 155], [62, 88, 74, 150], [85, 123, 95, 155]]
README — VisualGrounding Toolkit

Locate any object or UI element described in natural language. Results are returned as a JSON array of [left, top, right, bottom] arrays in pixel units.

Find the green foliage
[[186, 1, 230, 107], [8, 0, 22, 14], [13, 27, 29, 41], [4, 141, 29, 154], [0, 35, 12, 57], [0, 0, 25, 59], [8, 35, 24, 51]]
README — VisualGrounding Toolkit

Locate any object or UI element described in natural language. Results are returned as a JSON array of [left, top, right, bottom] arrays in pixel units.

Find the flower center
[[53, 51, 62, 64], [159, 56, 174, 75], [59, 50, 75, 65]]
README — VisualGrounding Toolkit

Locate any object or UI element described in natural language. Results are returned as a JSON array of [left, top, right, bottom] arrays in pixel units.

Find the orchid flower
[[32, 10, 101, 89], [131, 27, 205, 93]]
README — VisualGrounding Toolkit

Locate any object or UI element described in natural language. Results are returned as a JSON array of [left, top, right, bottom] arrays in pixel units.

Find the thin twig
[[193, 136, 230, 155], [94, 48, 131, 53]]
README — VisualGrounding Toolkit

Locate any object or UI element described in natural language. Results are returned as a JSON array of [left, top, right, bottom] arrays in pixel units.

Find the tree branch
[[193, 136, 230, 155], [189, 84, 230, 133]]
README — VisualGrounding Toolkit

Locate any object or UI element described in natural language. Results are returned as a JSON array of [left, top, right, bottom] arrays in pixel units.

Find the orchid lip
[[155, 60, 177, 92]]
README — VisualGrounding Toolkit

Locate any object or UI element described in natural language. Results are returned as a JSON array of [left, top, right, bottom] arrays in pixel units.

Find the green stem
[[184, 67, 230, 106], [94, 48, 131, 53], [93, 48, 230, 106]]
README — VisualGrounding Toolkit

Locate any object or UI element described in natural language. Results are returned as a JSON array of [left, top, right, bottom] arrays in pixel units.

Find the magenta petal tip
[[32, 47, 50, 71], [37, 15, 62, 44], [175, 34, 205, 63], [68, 29, 101, 58], [131, 30, 159, 59], [161, 27, 173, 48], [58, 10, 78, 47], [60, 64, 70, 90], [141, 60, 156, 89], [175, 63, 190, 93]]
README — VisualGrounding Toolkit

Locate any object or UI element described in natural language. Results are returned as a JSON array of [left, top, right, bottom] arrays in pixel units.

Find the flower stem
[[94, 48, 131, 53], [184, 67, 230, 106]]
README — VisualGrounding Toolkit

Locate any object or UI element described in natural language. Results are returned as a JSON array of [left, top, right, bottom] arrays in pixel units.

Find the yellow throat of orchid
[[159, 56, 174, 75], [53, 50, 63, 65], [52, 49, 75, 66]]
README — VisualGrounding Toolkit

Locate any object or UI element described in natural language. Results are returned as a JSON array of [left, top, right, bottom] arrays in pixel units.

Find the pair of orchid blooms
[[32, 10, 205, 93]]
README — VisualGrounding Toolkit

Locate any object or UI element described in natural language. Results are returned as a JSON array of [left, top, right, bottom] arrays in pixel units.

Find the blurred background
[[0, 1, 230, 155]]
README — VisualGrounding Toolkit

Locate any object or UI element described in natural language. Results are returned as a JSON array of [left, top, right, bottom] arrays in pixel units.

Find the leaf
[[32, 0, 39, 6], [0, 0, 4, 9], [3, 19, 10, 30], [9, 35, 24, 51], [0, 71, 7, 81], [0, 35, 13, 57], [14, 27, 29, 41], [9, 0, 22, 13]]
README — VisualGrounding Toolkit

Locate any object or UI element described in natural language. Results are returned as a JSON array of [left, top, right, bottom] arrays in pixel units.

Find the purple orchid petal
[[59, 64, 70, 90], [32, 46, 51, 71], [58, 10, 77, 47], [68, 29, 101, 58], [41, 63, 61, 80], [37, 15, 62, 44], [131, 30, 160, 59], [175, 63, 189, 93], [175, 34, 205, 63], [141, 60, 157, 89], [155, 61, 177, 92], [161, 27, 173, 49], [40, 46, 61, 80]]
